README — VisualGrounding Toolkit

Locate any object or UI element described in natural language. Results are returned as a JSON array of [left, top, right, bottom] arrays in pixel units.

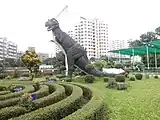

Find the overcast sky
[[0, 0, 160, 56]]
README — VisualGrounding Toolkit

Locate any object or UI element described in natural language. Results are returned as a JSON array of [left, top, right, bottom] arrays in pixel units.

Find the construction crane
[[50, 5, 69, 76], [55, 5, 68, 19]]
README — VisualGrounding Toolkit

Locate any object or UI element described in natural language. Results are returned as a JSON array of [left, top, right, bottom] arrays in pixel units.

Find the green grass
[[89, 78, 160, 120]]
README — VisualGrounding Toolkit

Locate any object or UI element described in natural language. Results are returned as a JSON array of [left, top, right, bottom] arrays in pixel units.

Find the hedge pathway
[[0, 81, 106, 120]]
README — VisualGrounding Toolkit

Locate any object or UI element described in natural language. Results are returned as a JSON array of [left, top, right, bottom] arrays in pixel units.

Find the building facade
[[0, 37, 17, 60], [55, 17, 109, 59], [109, 39, 129, 59], [38, 53, 49, 61]]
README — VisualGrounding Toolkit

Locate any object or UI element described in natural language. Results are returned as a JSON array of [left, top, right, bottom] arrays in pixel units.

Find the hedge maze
[[0, 81, 106, 120]]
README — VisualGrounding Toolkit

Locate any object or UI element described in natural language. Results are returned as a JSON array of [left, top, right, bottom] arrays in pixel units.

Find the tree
[[128, 40, 143, 48], [21, 50, 41, 80], [93, 60, 106, 71], [140, 32, 157, 42], [155, 27, 160, 36]]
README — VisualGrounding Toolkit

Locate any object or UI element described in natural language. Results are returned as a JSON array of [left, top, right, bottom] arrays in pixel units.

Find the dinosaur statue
[[45, 18, 116, 78]]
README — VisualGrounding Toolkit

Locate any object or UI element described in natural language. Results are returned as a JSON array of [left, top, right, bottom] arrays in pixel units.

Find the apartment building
[[0, 37, 17, 60], [38, 53, 49, 61], [56, 17, 109, 59], [109, 39, 129, 58]]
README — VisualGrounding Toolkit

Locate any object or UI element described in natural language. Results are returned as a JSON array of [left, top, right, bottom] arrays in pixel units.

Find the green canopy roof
[[109, 40, 160, 56]]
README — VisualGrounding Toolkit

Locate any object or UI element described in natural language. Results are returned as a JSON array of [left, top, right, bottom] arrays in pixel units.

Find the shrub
[[32, 85, 49, 99], [0, 91, 10, 95], [8, 84, 17, 92], [0, 86, 7, 91], [12, 84, 84, 120], [107, 78, 117, 89], [0, 85, 34, 100], [125, 73, 129, 78], [0, 106, 27, 120], [45, 76, 50, 80], [129, 77, 135, 81], [19, 93, 36, 111], [104, 77, 109, 82], [154, 75, 158, 79], [5, 75, 12, 80], [56, 74, 65, 79], [0, 73, 7, 79], [114, 63, 123, 69], [115, 75, 125, 82], [62, 77, 72, 82], [0, 85, 49, 109], [84, 75, 95, 83], [34, 83, 65, 108], [63, 83, 106, 120], [21, 73, 30, 77], [116, 82, 127, 90], [33, 82, 40, 91], [135, 74, 143, 80], [0, 97, 20, 109]]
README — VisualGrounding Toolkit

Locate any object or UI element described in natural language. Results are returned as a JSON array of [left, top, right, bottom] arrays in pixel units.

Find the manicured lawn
[[89, 78, 160, 120]]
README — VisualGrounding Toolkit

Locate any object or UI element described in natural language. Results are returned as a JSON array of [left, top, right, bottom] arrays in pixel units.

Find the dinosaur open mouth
[[47, 26, 52, 31]]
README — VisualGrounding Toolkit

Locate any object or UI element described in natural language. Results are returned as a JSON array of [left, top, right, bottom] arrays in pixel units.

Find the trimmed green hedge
[[11, 83, 83, 120], [34, 83, 66, 108], [0, 84, 35, 100], [0, 91, 10, 95], [62, 83, 106, 120], [33, 85, 49, 99], [0, 97, 20, 109], [0, 85, 48, 109], [0, 84, 65, 119], [0, 106, 27, 120]]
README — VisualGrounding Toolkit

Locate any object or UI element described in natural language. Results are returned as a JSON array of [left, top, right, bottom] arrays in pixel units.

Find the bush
[[19, 93, 36, 111], [56, 74, 65, 79], [107, 78, 117, 89], [154, 75, 158, 79], [63, 77, 72, 82], [63, 83, 106, 120], [34, 83, 65, 108], [116, 82, 127, 90], [135, 74, 143, 80], [21, 73, 30, 77], [129, 77, 135, 81], [0, 73, 7, 79], [0, 106, 27, 120], [115, 75, 125, 82], [0, 85, 34, 100], [125, 73, 129, 78], [114, 63, 123, 69], [0, 97, 20, 109], [12, 84, 84, 120], [45, 76, 50, 80], [104, 77, 109, 82], [84, 75, 95, 83], [33, 82, 40, 91], [0, 86, 7, 91], [0, 91, 10, 95], [5, 75, 12, 80]]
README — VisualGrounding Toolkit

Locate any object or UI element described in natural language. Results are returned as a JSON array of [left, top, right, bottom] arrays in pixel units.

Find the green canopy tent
[[109, 40, 160, 69]]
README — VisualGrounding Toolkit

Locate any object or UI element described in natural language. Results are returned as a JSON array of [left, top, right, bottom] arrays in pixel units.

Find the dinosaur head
[[45, 18, 59, 31]]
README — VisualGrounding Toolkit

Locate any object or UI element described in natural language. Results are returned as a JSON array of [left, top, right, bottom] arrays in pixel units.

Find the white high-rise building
[[0, 37, 18, 60], [109, 40, 129, 58], [55, 17, 109, 59], [74, 17, 108, 58]]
